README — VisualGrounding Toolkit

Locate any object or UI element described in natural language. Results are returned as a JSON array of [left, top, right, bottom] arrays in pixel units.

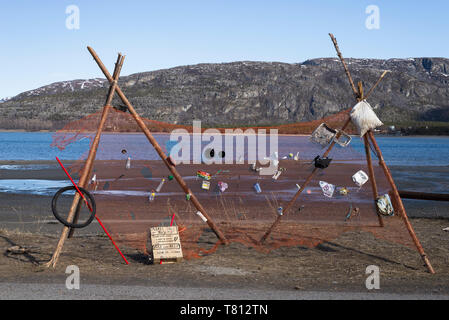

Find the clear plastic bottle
[[156, 178, 166, 193], [125, 156, 131, 169]]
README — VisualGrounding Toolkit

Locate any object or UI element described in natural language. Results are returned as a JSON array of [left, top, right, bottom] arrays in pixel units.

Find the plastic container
[[156, 178, 166, 192], [352, 170, 369, 187], [253, 182, 262, 193]]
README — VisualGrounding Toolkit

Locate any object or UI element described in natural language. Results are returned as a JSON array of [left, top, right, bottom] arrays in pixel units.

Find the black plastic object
[[114, 104, 128, 113], [51, 186, 96, 228], [313, 155, 332, 169]]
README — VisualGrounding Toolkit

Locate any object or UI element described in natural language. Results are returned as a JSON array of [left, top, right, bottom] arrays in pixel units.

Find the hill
[[1, 57, 448, 133]]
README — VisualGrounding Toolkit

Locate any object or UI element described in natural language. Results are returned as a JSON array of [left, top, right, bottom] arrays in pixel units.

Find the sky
[[0, 0, 448, 98]]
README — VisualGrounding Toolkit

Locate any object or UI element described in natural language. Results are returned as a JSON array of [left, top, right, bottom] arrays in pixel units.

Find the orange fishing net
[[51, 109, 417, 262]]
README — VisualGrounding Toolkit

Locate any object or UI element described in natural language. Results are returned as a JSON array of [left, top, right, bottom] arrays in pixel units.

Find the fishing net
[[51, 109, 418, 263]]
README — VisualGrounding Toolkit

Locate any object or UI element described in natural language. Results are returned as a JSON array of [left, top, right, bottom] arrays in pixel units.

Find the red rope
[[56, 157, 129, 265]]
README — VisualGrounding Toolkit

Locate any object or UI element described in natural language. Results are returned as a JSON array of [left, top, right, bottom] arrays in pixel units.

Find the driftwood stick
[[68, 55, 125, 238], [260, 117, 352, 243], [45, 55, 124, 268], [359, 81, 383, 227], [367, 131, 435, 274], [363, 133, 384, 227], [329, 33, 359, 99], [364, 70, 389, 101], [87, 46, 228, 244]]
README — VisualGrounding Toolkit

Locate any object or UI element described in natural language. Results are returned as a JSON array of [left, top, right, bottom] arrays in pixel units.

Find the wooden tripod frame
[[46, 48, 228, 268], [260, 34, 435, 274]]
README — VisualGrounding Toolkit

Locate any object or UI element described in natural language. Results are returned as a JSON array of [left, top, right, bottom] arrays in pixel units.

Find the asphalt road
[[1, 283, 448, 300]]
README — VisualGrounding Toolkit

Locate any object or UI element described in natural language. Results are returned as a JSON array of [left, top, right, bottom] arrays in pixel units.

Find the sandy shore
[[0, 160, 448, 296]]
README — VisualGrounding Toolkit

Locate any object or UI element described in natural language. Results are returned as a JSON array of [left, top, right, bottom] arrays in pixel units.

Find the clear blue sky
[[0, 0, 448, 98]]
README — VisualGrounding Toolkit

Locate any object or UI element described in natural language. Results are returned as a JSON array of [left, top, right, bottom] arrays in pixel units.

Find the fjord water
[[0, 132, 448, 166], [0, 132, 448, 198]]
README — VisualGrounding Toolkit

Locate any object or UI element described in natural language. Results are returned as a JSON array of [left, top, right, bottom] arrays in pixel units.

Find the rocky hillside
[[1, 57, 448, 130]]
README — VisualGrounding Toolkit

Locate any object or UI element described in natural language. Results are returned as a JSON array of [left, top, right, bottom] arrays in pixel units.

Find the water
[[0, 132, 448, 166], [0, 132, 448, 196], [0, 179, 69, 195]]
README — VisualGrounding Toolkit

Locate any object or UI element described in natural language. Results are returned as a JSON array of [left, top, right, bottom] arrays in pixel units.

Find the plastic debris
[[352, 170, 369, 187], [350, 100, 383, 137], [338, 187, 349, 196], [125, 156, 131, 169], [217, 181, 228, 192], [319, 181, 335, 198], [168, 175, 174, 181], [202, 148, 214, 162], [148, 190, 156, 202], [345, 205, 360, 221], [296, 184, 301, 189], [314, 155, 332, 169], [264, 152, 279, 168], [202, 180, 211, 190], [89, 174, 98, 191], [277, 207, 283, 216], [376, 194, 394, 216], [156, 178, 166, 192], [197, 170, 211, 180], [293, 152, 300, 161], [333, 130, 352, 147], [443, 227, 449, 232], [311, 123, 337, 147], [253, 182, 262, 193], [185, 193, 191, 201], [195, 211, 208, 222], [272, 170, 282, 180]]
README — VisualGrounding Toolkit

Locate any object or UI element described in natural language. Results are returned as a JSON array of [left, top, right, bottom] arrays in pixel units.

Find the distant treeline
[[385, 121, 449, 136]]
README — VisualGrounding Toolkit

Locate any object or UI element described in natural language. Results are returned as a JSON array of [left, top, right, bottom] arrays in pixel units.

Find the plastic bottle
[[125, 157, 131, 169], [253, 182, 262, 193], [156, 178, 166, 192]]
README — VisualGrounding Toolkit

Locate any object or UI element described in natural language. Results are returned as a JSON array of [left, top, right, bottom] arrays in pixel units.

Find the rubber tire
[[51, 186, 96, 228]]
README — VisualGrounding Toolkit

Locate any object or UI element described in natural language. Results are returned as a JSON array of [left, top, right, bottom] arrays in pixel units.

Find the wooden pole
[[357, 81, 384, 227], [86, 47, 228, 244], [364, 70, 389, 101], [363, 133, 384, 227], [260, 34, 363, 243], [68, 55, 125, 238], [367, 131, 435, 274], [329, 33, 359, 99], [398, 190, 449, 202], [260, 117, 352, 243], [45, 55, 124, 268]]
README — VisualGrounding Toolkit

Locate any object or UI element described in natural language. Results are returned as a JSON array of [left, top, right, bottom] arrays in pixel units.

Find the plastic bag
[[319, 181, 335, 198]]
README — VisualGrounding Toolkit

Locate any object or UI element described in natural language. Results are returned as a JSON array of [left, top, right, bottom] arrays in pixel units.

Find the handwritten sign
[[150, 226, 183, 261]]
